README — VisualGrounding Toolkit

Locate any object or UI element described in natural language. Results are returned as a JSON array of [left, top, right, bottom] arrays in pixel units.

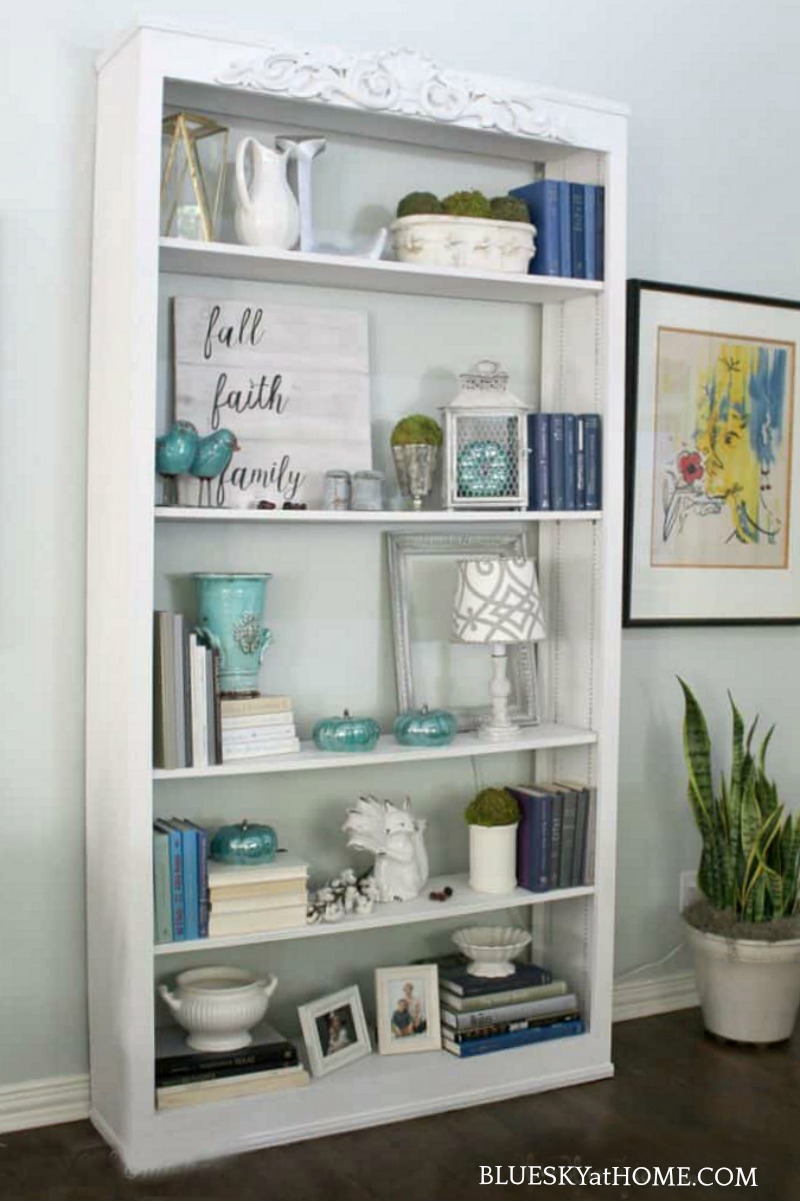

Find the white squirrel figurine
[[342, 795, 429, 902]]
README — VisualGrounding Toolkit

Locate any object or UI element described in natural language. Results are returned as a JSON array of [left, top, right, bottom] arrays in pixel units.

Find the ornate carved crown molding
[[215, 46, 571, 142]]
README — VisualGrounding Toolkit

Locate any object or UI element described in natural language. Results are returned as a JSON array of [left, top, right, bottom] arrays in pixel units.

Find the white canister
[[468, 823, 519, 894]]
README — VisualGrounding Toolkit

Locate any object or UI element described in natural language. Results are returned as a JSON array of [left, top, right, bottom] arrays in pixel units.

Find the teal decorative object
[[312, 709, 381, 753], [194, 573, 272, 695], [456, 439, 511, 497], [189, 429, 240, 507], [156, 420, 199, 505], [210, 820, 278, 865], [393, 704, 457, 747]]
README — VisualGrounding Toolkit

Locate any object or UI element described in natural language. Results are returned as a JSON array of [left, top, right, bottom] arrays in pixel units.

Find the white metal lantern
[[441, 360, 530, 510]]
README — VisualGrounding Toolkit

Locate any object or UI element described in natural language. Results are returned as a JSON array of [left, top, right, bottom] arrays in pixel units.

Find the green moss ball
[[397, 191, 443, 218], [489, 196, 530, 223], [391, 415, 444, 447], [464, 787, 521, 827], [441, 190, 492, 219]]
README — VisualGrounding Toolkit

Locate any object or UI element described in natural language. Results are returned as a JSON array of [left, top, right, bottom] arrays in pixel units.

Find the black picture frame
[[624, 278, 800, 627]]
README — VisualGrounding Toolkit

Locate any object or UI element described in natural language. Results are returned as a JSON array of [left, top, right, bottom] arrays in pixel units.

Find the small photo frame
[[375, 965, 441, 1056], [298, 985, 371, 1078]]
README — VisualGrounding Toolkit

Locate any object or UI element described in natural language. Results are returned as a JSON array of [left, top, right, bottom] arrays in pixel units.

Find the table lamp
[[451, 556, 545, 741]]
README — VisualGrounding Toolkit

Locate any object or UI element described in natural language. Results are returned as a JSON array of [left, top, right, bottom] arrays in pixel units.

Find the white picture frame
[[375, 965, 441, 1056], [386, 531, 540, 730], [298, 985, 371, 1078]]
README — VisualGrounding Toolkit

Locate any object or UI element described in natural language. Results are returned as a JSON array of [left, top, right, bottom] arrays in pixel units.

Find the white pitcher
[[234, 136, 300, 250]]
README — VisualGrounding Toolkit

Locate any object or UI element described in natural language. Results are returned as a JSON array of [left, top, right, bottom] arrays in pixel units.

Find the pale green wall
[[3, 0, 800, 1084]]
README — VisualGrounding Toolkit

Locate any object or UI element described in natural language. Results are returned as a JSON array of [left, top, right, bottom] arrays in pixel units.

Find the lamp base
[[477, 719, 521, 743]]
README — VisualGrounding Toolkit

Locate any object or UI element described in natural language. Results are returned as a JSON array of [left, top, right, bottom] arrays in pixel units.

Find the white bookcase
[[86, 22, 627, 1174]]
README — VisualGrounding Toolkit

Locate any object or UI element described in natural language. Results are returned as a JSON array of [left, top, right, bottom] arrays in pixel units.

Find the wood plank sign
[[173, 297, 371, 507]]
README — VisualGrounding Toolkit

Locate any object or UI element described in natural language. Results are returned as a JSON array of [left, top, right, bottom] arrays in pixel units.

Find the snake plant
[[679, 679, 800, 923]]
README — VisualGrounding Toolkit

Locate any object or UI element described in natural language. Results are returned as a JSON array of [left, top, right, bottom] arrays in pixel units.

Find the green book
[[152, 823, 173, 944]]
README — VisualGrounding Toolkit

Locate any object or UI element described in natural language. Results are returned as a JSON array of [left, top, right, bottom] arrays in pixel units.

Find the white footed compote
[[453, 926, 532, 977], [451, 556, 546, 739]]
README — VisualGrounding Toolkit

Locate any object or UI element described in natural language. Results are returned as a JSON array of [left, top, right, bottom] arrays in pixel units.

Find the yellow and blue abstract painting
[[651, 327, 795, 569]]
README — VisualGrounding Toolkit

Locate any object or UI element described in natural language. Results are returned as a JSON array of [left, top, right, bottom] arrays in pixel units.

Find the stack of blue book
[[153, 817, 209, 944], [508, 782, 595, 893], [509, 180, 604, 279], [435, 957, 584, 1058], [527, 412, 601, 511]]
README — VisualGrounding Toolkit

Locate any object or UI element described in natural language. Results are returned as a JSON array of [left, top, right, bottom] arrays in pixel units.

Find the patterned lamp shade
[[452, 557, 546, 644]]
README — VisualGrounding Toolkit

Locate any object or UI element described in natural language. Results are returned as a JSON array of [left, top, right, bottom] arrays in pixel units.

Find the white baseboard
[[613, 969, 699, 1023], [0, 1074, 90, 1134], [0, 972, 698, 1135]]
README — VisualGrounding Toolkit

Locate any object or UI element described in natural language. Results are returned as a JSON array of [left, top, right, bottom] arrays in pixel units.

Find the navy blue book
[[548, 793, 563, 889], [570, 184, 586, 279], [439, 960, 553, 998], [575, 415, 587, 509], [557, 181, 572, 278], [443, 1016, 584, 1057], [527, 413, 551, 510], [584, 186, 597, 281], [510, 181, 560, 276], [549, 414, 566, 510], [595, 186, 605, 280], [563, 413, 577, 510], [509, 786, 551, 892], [581, 414, 602, 509]]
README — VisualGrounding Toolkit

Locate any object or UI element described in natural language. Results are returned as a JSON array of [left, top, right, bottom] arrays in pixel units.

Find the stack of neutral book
[[153, 612, 222, 769], [208, 854, 309, 939], [221, 695, 300, 762], [155, 1019, 309, 1109], [437, 957, 584, 1058]]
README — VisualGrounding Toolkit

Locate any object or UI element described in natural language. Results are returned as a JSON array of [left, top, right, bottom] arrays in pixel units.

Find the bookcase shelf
[[154, 874, 596, 955], [87, 22, 627, 1175], [153, 725, 597, 780], [154, 506, 603, 524], [160, 237, 604, 305]]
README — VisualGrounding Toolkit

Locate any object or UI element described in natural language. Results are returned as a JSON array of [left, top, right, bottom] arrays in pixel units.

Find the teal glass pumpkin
[[210, 820, 278, 865], [312, 709, 381, 753], [393, 704, 457, 747]]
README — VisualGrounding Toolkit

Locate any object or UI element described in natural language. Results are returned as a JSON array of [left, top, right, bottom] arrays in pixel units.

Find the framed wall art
[[386, 531, 540, 729], [624, 279, 800, 625], [172, 297, 371, 508]]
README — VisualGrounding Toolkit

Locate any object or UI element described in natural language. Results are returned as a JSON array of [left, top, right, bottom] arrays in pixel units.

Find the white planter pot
[[469, 823, 518, 894], [684, 920, 800, 1044], [390, 214, 536, 274]]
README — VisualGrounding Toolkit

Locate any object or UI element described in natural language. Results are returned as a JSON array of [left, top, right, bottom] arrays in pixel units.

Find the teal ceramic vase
[[194, 573, 272, 696], [210, 820, 278, 865]]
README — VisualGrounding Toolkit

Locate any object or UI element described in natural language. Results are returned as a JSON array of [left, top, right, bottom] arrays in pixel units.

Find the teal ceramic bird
[[155, 421, 199, 505], [190, 429, 241, 506]]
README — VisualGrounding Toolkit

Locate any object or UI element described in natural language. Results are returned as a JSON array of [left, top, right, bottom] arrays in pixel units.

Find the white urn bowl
[[453, 925, 532, 977], [158, 966, 278, 1051]]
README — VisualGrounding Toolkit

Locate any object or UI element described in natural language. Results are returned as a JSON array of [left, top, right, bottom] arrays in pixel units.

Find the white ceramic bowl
[[390, 214, 536, 274], [452, 925, 532, 977], [158, 965, 278, 1051]]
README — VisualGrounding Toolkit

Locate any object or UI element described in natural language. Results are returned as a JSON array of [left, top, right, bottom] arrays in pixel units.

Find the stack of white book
[[221, 695, 300, 762], [208, 854, 309, 938]]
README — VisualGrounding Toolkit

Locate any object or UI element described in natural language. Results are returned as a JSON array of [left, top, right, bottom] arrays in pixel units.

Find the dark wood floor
[[2, 1009, 798, 1199]]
